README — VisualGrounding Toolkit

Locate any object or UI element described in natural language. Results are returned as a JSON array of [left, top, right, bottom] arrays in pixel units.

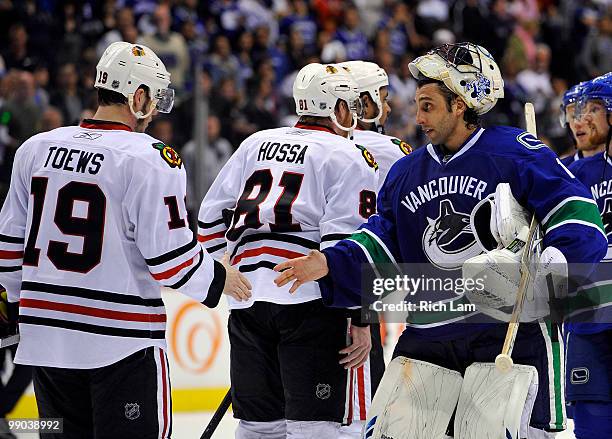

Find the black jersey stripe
[[206, 242, 227, 254], [238, 260, 277, 273], [230, 233, 319, 259], [21, 281, 164, 307], [19, 315, 166, 339], [198, 218, 225, 229], [0, 234, 25, 244], [321, 233, 351, 242], [0, 266, 22, 272], [145, 236, 198, 267], [169, 249, 204, 289]]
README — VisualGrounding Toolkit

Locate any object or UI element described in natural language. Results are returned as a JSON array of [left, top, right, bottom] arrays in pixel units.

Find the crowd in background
[[0, 0, 610, 200]]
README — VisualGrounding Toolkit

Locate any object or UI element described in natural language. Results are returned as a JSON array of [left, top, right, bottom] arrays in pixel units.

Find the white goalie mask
[[408, 43, 504, 115], [95, 42, 174, 119], [293, 63, 362, 133], [339, 60, 389, 130]]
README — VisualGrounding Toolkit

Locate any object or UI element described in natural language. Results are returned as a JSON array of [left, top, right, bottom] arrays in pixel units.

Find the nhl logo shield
[[125, 403, 141, 420], [315, 383, 331, 400]]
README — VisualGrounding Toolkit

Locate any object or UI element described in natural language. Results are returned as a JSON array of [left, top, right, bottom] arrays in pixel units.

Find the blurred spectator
[[41, 106, 64, 132], [56, 1, 85, 66], [516, 43, 554, 115], [280, 0, 318, 52], [138, 3, 189, 91], [147, 117, 174, 147], [32, 64, 50, 109], [244, 78, 279, 131], [96, 7, 136, 58], [579, 9, 612, 78], [183, 114, 233, 215], [483, 0, 515, 60], [2, 23, 39, 71], [334, 6, 369, 60], [207, 35, 241, 87], [379, 3, 428, 57], [50, 63, 84, 126]]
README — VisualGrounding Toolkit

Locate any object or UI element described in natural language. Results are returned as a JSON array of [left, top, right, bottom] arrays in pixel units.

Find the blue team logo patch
[[570, 367, 590, 384], [464, 74, 491, 103], [516, 132, 546, 150], [422, 199, 481, 270]]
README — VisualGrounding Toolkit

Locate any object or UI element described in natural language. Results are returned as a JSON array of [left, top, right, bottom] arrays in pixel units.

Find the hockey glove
[[462, 228, 567, 322]]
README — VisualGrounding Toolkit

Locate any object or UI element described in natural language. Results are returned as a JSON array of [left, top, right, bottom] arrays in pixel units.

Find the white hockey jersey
[[0, 119, 225, 369], [352, 129, 412, 191], [198, 124, 378, 309]]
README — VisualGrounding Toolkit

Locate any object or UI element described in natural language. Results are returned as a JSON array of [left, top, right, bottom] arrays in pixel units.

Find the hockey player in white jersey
[[197, 63, 378, 438], [337, 60, 412, 439], [0, 41, 251, 439]]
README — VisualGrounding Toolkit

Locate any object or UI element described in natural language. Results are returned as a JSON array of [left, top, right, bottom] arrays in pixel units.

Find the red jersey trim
[[294, 123, 335, 134], [80, 119, 133, 132]]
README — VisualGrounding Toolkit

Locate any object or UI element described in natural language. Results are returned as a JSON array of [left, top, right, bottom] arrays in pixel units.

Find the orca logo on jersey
[[355, 144, 378, 170], [152, 142, 182, 169], [391, 138, 412, 155], [516, 132, 546, 150], [422, 199, 480, 270]]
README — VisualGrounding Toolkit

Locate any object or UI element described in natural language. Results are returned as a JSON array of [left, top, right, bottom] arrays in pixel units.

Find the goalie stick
[[495, 102, 539, 374]]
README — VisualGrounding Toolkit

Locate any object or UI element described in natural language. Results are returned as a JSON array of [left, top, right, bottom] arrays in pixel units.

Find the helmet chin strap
[[128, 94, 157, 120], [359, 96, 385, 134], [330, 111, 357, 137]]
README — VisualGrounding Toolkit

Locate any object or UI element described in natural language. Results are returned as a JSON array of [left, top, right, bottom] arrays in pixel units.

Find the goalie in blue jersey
[[274, 43, 607, 439]]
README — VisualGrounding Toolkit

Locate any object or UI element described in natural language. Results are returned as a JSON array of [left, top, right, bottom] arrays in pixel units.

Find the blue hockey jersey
[[320, 126, 607, 340], [567, 153, 612, 334]]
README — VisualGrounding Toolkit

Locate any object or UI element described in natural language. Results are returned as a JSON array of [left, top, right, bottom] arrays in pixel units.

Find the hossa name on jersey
[[198, 124, 378, 310], [319, 126, 607, 340], [568, 153, 612, 334]]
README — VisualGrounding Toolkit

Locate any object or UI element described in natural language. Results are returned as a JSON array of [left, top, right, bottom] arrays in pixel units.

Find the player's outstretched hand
[[340, 325, 371, 369], [221, 254, 252, 302], [273, 250, 329, 294]]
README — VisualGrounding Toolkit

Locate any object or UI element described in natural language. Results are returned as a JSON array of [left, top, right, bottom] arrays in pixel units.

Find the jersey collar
[[294, 122, 335, 134], [426, 127, 485, 165], [80, 119, 133, 132]]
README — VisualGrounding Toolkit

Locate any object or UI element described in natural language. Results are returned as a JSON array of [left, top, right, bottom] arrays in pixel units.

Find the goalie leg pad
[[364, 357, 462, 439], [454, 362, 538, 439]]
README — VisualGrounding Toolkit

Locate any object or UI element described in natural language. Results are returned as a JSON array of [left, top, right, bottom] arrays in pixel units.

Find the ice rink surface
[[172, 412, 578, 439], [12, 412, 578, 438]]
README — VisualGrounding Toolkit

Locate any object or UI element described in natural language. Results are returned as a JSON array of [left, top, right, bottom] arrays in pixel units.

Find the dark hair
[[97, 85, 150, 107], [97, 88, 128, 106], [416, 78, 481, 129]]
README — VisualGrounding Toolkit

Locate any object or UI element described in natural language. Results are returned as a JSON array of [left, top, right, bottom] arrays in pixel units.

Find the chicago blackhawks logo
[[422, 199, 480, 270], [132, 45, 145, 56], [355, 144, 378, 171], [152, 142, 182, 169], [391, 138, 412, 155]]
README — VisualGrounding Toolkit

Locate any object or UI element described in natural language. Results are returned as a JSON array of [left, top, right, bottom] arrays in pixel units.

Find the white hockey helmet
[[408, 43, 504, 115], [339, 60, 389, 129], [95, 41, 174, 119], [293, 63, 361, 132]]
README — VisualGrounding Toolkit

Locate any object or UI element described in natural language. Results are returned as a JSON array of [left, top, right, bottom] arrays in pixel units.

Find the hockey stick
[[495, 102, 538, 374], [0, 334, 19, 349], [200, 389, 231, 439]]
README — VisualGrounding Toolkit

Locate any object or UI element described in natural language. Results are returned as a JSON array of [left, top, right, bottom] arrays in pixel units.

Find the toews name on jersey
[[43, 146, 105, 175]]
